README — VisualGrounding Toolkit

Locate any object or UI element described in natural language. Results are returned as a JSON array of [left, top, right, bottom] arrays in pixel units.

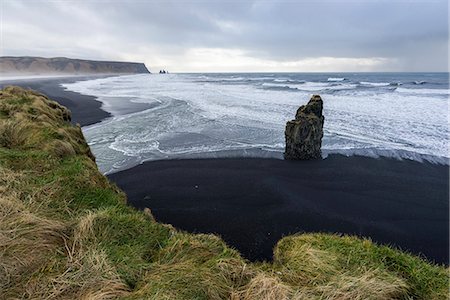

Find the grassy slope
[[0, 86, 448, 299]]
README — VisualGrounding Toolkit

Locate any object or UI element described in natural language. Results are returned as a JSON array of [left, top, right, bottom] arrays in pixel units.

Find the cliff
[[0, 86, 447, 299], [0, 56, 150, 75]]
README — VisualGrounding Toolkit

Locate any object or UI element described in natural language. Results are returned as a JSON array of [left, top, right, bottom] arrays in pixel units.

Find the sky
[[1, 0, 448, 72]]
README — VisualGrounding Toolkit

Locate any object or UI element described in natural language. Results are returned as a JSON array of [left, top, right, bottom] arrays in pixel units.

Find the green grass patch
[[5, 95, 32, 106]]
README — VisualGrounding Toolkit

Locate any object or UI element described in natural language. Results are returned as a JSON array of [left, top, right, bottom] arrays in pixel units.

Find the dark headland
[[0, 56, 150, 75]]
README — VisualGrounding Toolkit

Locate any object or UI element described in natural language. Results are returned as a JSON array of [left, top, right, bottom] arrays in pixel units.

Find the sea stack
[[284, 95, 324, 160]]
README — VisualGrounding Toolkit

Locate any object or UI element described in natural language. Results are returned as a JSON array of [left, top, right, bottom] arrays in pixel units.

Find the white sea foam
[[396, 87, 449, 95], [322, 148, 449, 165], [262, 81, 357, 91], [360, 81, 390, 86], [327, 77, 345, 82], [64, 73, 449, 174]]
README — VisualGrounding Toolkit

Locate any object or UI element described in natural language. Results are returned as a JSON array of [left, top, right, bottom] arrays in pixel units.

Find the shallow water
[[62, 72, 449, 174]]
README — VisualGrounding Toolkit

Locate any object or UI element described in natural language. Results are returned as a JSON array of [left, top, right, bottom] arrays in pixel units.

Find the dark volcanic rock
[[284, 95, 324, 160]]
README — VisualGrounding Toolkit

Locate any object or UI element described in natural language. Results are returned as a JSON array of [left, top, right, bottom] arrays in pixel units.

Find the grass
[[0, 86, 448, 299]]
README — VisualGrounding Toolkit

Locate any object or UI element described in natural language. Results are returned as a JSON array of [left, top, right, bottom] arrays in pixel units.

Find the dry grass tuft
[[274, 238, 338, 285], [0, 194, 67, 297], [272, 234, 448, 299], [44, 249, 130, 299], [315, 269, 408, 300], [0, 167, 129, 299], [46, 139, 77, 157], [0, 120, 30, 148], [143, 207, 156, 221], [235, 272, 292, 300]]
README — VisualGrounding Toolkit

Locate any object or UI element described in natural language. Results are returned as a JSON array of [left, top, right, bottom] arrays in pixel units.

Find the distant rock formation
[[0, 56, 150, 75], [284, 95, 324, 160]]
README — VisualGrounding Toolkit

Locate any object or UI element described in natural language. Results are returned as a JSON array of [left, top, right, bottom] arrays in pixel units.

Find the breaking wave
[[327, 77, 346, 82], [360, 81, 391, 86]]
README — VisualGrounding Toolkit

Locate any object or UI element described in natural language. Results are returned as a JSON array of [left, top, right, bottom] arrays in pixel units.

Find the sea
[[61, 73, 449, 174]]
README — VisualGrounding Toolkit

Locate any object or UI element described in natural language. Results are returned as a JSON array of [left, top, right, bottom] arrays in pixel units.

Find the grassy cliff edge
[[0, 86, 448, 299]]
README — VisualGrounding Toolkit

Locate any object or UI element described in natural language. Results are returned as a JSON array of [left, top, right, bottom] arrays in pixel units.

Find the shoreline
[[3, 75, 448, 169], [0, 75, 113, 126], [3, 86, 448, 298], [108, 155, 449, 265], [1, 77, 448, 265]]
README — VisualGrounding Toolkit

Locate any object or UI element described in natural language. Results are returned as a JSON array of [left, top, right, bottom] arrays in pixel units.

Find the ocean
[[62, 73, 449, 174]]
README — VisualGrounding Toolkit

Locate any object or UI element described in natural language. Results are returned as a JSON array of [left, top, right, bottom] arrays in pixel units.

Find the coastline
[[108, 155, 449, 265], [2, 77, 448, 265], [0, 75, 113, 126], [3, 86, 447, 299]]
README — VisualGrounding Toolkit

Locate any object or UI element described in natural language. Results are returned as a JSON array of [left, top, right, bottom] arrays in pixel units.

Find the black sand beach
[[109, 156, 449, 265], [0, 76, 111, 126]]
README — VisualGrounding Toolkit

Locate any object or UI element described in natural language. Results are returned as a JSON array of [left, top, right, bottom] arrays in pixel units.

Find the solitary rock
[[284, 95, 324, 160]]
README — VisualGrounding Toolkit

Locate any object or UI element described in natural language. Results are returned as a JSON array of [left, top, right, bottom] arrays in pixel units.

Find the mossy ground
[[0, 86, 448, 299]]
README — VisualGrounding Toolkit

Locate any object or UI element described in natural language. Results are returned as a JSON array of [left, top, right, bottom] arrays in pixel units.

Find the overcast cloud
[[1, 0, 448, 72]]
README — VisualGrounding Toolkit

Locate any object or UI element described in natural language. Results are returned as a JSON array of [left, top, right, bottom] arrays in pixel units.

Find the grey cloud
[[2, 0, 448, 71]]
